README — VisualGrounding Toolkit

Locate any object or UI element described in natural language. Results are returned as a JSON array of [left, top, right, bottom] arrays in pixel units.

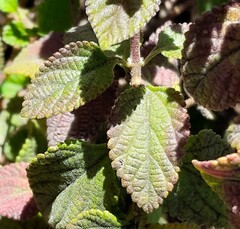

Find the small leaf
[[145, 24, 188, 62], [86, 0, 161, 49], [226, 119, 240, 152], [193, 153, 240, 229], [182, 2, 240, 111], [38, 0, 78, 33], [27, 141, 128, 228], [69, 209, 122, 228], [47, 83, 117, 146], [4, 33, 63, 78], [21, 41, 118, 119], [0, 162, 38, 220], [16, 137, 37, 162], [108, 85, 190, 213], [165, 130, 230, 226], [0, 74, 29, 99], [2, 21, 29, 48], [0, 0, 18, 13]]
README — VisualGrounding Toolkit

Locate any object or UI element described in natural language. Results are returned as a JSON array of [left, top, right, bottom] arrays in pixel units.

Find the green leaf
[[16, 137, 37, 162], [193, 152, 240, 228], [27, 140, 128, 228], [86, 0, 161, 49], [182, 2, 240, 111], [4, 33, 63, 78], [164, 130, 230, 226], [0, 37, 4, 71], [69, 209, 122, 228], [0, 0, 18, 13], [2, 21, 29, 48], [145, 24, 187, 63], [107, 85, 190, 213], [226, 121, 240, 152], [21, 41, 118, 119], [38, 0, 78, 33], [0, 74, 29, 99]]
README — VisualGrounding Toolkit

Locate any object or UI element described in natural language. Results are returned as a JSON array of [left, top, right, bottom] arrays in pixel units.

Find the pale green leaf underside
[[21, 41, 117, 119], [108, 85, 189, 213], [69, 209, 122, 228], [86, 0, 161, 49], [27, 140, 125, 229]]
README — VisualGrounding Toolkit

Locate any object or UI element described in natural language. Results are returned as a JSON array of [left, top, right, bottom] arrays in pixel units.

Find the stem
[[130, 32, 142, 87]]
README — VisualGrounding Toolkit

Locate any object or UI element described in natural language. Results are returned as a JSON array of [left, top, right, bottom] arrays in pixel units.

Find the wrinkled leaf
[[86, 0, 161, 49], [165, 130, 230, 226], [21, 41, 118, 119], [0, 162, 38, 220], [4, 33, 63, 78], [0, 74, 29, 99], [2, 21, 29, 48], [38, 0, 78, 33], [193, 153, 240, 229], [0, 0, 18, 13], [108, 85, 189, 213], [69, 209, 122, 228], [226, 119, 240, 152], [47, 83, 116, 146], [27, 140, 128, 228], [182, 2, 240, 111]]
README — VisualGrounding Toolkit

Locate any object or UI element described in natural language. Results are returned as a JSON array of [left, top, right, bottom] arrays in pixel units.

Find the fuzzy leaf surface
[[193, 152, 240, 228], [182, 2, 240, 111], [108, 85, 189, 213], [4, 33, 63, 78], [27, 140, 128, 228], [86, 0, 161, 49], [21, 41, 117, 119], [165, 130, 230, 226], [0, 162, 38, 220], [47, 83, 116, 146]]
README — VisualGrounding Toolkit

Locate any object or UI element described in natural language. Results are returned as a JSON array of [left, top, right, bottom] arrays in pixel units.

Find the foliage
[[1, 0, 240, 228]]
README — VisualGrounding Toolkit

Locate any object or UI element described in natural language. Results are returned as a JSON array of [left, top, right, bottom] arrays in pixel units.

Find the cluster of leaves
[[1, 0, 240, 229]]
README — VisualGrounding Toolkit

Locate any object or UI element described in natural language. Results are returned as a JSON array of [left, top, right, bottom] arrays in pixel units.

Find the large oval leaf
[[182, 2, 240, 111], [85, 0, 161, 49], [27, 140, 129, 228], [21, 41, 118, 119], [107, 85, 190, 213]]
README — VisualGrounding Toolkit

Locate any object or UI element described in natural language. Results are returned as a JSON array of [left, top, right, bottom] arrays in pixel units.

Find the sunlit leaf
[[47, 83, 117, 146], [4, 33, 63, 78], [165, 130, 230, 226], [0, 162, 38, 220], [21, 41, 118, 119], [108, 85, 190, 213], [27, 140, 129, 228], [2, 21, 29, 48], [86, 0, 161, 49], [193, 152, 240, 228], [182, 2, 240, 111], [16, 137, 37, 162], [0, 0, 18, 13], [226, 119, 240, 152]]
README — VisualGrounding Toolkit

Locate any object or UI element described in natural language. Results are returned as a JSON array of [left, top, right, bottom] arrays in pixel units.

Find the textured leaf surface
[[0, 162, 38, 220], [226, 119, 240, 152], [0, 0, 17, 13], [86, 0, 161, 49], [47, 83, 116, 146], [165, 130, 230, 226], [182, 2, 240, 111], [4, 33, 63, 78], [27, 141, 128, 228], [2, 21, 29, 48], [69, 209, 122, 228], [16, 137, 37, 162], [108, 85, 190, 213], [21, 41, 117, 119], [193, 153, 240, 228]]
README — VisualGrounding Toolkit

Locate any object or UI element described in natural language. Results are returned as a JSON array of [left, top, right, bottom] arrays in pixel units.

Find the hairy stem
[[130, 32, 142, 87]]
